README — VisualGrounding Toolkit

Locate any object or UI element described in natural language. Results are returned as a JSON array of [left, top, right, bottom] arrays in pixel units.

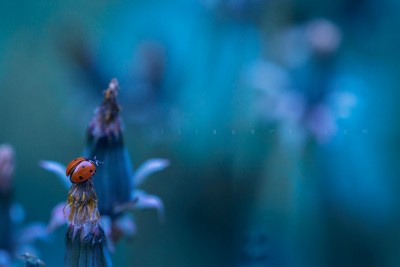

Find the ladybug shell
[[70, 160, 96, 183], [66, 157, 87, 176]]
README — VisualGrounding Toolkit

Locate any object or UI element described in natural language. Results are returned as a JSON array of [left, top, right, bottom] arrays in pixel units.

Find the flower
[[40, 79, 169, 249], [84, 79, 132, 215], [245, 17, 356, 146], [64, 179, 111, 267]]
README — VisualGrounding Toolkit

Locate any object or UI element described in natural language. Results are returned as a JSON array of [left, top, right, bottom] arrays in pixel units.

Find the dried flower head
[[85, 79, 133, 216], [64, 179, 111, 267], [66, 180, 100, 231], [88, 79, 122, 139]]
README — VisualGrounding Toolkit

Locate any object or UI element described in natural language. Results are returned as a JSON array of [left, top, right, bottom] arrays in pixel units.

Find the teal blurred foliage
[[0, 0, 399, 267]]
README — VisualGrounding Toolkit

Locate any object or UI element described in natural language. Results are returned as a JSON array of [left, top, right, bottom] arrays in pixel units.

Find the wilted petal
[[133, 190, 165, 222], [100, 216, 115, 253], [112, 199, 138, 216], [101, 214, 138, 252], [66, 181, 100, 228], [100, 216, 112, 239], [39, 160, 69, 189], [133, 159, 170, 187], [47, 202, 68, 232], [113, 213, 136, 240]]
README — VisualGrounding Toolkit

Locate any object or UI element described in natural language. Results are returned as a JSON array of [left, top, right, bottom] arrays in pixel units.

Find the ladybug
[[66, 156, 102, 183]]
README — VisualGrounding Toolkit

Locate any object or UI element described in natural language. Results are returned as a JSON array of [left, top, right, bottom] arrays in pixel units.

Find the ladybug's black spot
[[82, 166, 85, 168], [79, 176, 83, 180], [89, 170, 93, 173]]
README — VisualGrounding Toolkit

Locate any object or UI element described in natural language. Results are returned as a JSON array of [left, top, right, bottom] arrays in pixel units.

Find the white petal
[[132, 158, 170, 186], [100, 215, 115, 253], [39, 160, 69, 189], [47, 202, 68, 232], [114, 213, 136, 238], [134, 190, 165, 222]]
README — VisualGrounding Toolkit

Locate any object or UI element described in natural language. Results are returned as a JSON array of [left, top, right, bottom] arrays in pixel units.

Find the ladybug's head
[[90, 156, 103, 166]]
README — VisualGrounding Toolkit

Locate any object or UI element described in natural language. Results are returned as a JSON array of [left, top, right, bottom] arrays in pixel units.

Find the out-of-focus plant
[[237, 17, 360, 267], [0, 144, 48, 267], [40, 79, 169, 251], [246, 18, 357, 146]]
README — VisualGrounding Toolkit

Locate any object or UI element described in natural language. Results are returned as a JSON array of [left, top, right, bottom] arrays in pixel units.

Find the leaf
[[133, 190, 165, 222]]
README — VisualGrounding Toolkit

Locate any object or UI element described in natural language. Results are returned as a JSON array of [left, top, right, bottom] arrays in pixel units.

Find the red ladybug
[[66, 156, 102, 183]]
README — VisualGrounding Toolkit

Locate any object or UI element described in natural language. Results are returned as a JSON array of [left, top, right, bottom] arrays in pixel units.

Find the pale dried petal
[[47, 202, 68, 232], [39, 160, 69, 189], [66, 181, 100, 228], [100, 216, 115, 253], [114, 213, 136, 238], [133, 190, 165, 222], [133, 159, 170, 186]]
